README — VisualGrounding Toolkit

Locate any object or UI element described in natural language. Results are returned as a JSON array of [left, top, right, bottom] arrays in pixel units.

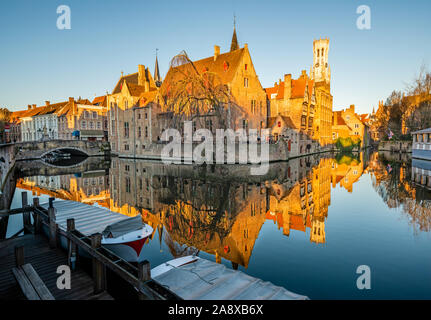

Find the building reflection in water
[[15, 150, 431, 268]]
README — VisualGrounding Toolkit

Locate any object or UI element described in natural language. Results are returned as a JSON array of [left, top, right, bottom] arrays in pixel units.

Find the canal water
[[4, 151, 431, 299]]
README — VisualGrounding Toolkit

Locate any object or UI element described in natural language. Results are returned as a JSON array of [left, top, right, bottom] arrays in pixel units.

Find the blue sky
[[0, 0, 430, 114]]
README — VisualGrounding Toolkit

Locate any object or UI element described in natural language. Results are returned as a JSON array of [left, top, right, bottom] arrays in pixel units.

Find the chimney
[[145, 80, 150, 92], [138, 65, 145, 86], [69, 97, 74, 103], [214, 45, 220, 61], [284, 74, 292, 100], [244, 43, 248, 50], [349, 104, 355, 113], [301, 70, 307, 78], [27, 105, 31, 110], [45, 101, 50, 107], [32, 104, 36, 109]]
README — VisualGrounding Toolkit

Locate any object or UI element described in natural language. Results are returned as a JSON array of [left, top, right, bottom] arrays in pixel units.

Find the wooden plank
[[15, 246, 25, 267], [22, 264, 55, 300], [12, 267, 40, 300]]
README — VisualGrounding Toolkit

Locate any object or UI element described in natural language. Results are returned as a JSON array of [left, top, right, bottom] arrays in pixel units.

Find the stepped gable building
[[57, 97, 108, 141], [265, 70, 315, 154], [160, 26, 267, 134], [332, 104, 370, 147], [107, 61, 161, 155], [266, 38, 333, 148]]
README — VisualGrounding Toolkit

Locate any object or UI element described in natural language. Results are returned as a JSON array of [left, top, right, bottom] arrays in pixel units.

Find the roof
[[92, 96, 106, 106], [412, 128, 431, 134], [152, 256, 308, 300], [267, 115, 297, 130], [161, 48, 245, 91], [112, 72, 139, 94], [265, 75, 313, 100], [137, 90, 158, 107], [333, 111, 347, 126], [36, 102, 68, 116], [112, 67, 156, 95], [126, 82, 148, 97], [291, 78, 307, 99]]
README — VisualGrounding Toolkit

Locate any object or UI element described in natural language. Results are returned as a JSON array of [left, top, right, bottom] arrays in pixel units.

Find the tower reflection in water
[[16, 151, 431, 268]]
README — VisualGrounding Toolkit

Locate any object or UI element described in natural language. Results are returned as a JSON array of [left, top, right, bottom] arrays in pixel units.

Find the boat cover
[[102, 215, 143, 238], [40, 200, 137, 236], [153, 258, 308, 300]]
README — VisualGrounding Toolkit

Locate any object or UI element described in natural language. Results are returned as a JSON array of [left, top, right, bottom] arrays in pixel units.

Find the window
[[125, 164, 130, 171], [124, 144, 129, 151], [244, 78, 249, 88], [93, 112, 97, 119], [206, 120, 213, 132], [124, 100, 128, 109], [89, 121, 94, 129], [111, 120, 115, 132], [125, 177, 131, 193], [138, 113, 141, 120], [242, 119, 248, 129], [145, 113, 148, 120], [138, 126, 141, 137], [145, 126, 148, 137], [84, 111, 89, 118], [124, 122, 129, 138], [244, 64, 248, 71], [81, 120, 87, 129], [250, 100, 256, 113]]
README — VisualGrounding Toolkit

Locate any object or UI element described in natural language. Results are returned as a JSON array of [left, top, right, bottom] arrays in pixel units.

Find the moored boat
[[40, 200, 153, 263]]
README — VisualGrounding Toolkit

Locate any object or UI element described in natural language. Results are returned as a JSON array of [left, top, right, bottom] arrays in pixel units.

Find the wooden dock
[[0, 193, 181, 300], [0, 234, 113, 300]]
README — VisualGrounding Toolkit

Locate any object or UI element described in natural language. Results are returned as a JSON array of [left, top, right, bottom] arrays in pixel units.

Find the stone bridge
[[12, 140, 110, 161]]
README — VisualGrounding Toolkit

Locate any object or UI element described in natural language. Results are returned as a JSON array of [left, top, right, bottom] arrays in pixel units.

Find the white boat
[[100, 216, 153, 262], [41, 200, 153, 263]]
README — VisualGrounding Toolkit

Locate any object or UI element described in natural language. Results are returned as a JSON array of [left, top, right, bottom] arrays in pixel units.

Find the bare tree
[[159, 51, 245, 133]]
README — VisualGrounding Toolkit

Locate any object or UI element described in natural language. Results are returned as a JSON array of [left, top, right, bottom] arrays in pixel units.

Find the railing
[[8, 192, 182, 300]]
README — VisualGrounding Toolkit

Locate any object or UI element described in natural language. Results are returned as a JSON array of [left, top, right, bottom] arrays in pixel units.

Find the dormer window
[[245, 64, 248, 71]]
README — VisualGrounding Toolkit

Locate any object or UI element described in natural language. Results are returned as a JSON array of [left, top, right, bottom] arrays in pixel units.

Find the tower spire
[[154, 48, 161, 87], [230, 14, 239, 52]]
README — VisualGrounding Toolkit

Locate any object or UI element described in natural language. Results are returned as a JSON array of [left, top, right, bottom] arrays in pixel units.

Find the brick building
[[107, 63, 161, 155]]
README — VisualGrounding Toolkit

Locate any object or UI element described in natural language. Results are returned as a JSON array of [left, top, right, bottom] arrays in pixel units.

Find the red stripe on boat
[[124, 237, 147, 256]]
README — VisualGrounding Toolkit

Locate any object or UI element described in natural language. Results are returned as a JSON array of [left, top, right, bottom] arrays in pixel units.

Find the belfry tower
[[311, 38, 331, 85]]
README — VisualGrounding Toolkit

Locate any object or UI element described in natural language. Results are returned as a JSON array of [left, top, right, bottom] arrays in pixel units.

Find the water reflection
[[13, 151, 431, 268]]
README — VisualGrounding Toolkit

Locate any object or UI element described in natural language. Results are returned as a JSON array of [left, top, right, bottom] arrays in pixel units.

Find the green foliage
[[335, 137, 361, 152], [335, 152, 360, 165]]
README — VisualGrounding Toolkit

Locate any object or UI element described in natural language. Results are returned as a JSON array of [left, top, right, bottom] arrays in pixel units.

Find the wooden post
[[48, 207, 56, 249], [48, 197, 55, 208], [21, 192, 31, 234], [91, 233, 106, 294], [33, 197, 41, 234], [67, 219, 77, 271], [137, 260, 151, 300], [15, 246, 24, 267]]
